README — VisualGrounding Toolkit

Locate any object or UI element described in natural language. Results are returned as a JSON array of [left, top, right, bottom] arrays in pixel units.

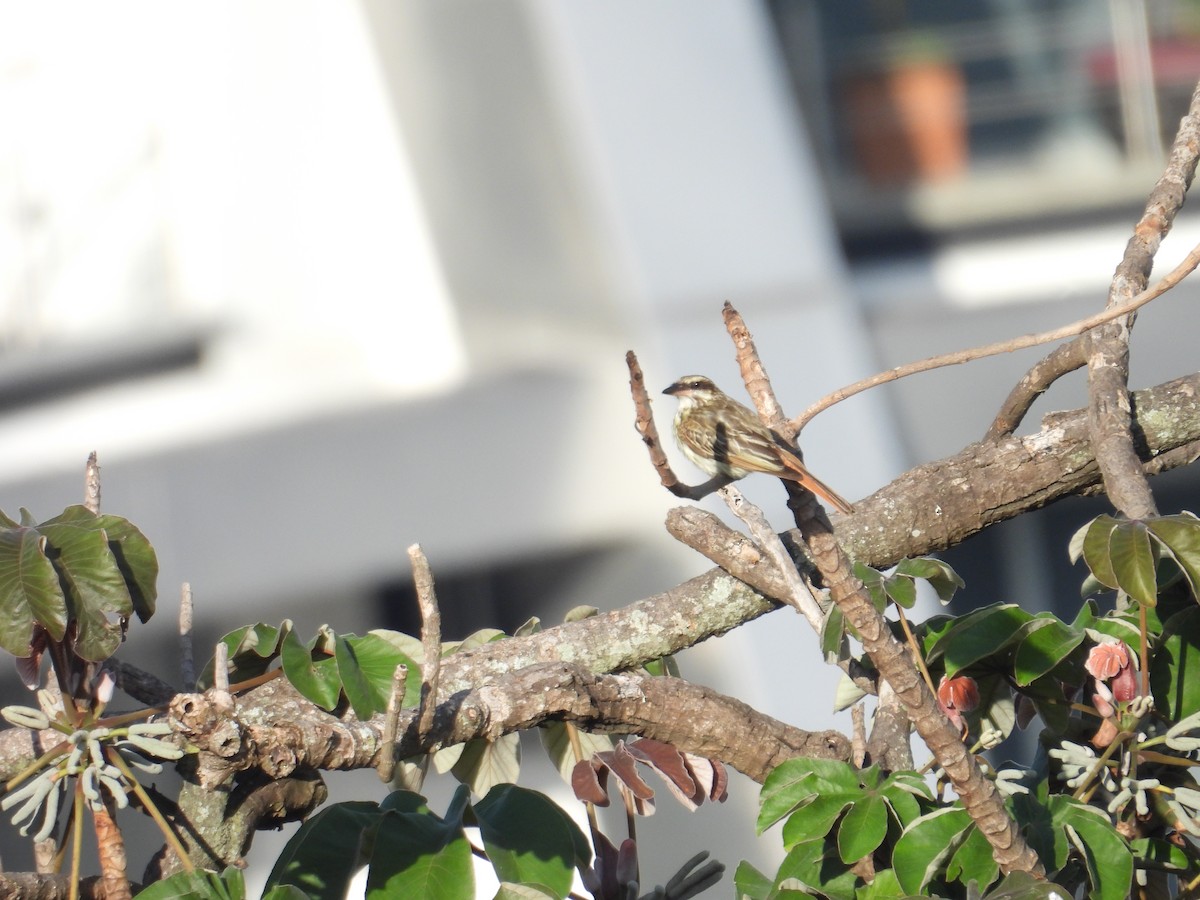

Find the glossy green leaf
[[451, 733, 520, 797], [281, 628, 341, 710], [926, 604, 1032, 676], [0, 526, 66, 656], [366, 808, 473, 900], [266, 801, 381, 899], [780, 794, 855, 849], [1012, 616, 1083, 686], [38, 512, 133, 661], [1147, 514, 1200, 600], [893, 557, 964, 604], [944, 820, 998, 891], [475, 784, 588, 898], [1054, 799, 1133, 900], [837, 793, 888, 863], [758, 758, 861, 832], [1080, 515, 1120, 590], [1108, 520, 1157, 607], [892, 806, 971, 894]]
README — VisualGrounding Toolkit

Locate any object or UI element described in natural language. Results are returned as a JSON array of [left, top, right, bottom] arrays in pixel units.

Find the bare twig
[[718, 485, 826, 632], [625, 350, 732, 500], [408, 544, 441, 741], [790, 238, 1200, 435], [178, 584, 195, 692], [212, 642, 229, 694], [376, 663, 408, 783], [1085, 82, 1200, 519], [84, 452, 101, 515], [987, 330, 1088, 438], [851, 704, 866, 768], [722, 303, 1044, 877]]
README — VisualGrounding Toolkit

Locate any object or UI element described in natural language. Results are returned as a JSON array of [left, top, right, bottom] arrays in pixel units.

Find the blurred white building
[[0, 0, 1198, 891]]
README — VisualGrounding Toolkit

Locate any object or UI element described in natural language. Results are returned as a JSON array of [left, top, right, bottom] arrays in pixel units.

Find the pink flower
[[1085, 642, 1130, 681]]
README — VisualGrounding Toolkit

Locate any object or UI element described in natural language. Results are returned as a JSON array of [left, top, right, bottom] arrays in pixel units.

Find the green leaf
[[451, 733, 521, 797], [944, 821, 998, 891], [821, 603, 847, 661], [854, 562, 888, 613], [893, 557, 964, 604], [1012, 616, 1083, 686], [1054, 799, 1133, 900], [732, 861, 774, 900], [494, 886, 557, 900], [883, 575, 917, 610], [837, 793, 888, 863], [780, 794, 854, 849], [0, 526, 67, 656], [93, 511, 158, 623], [1080, 515, 1120, 590], [1148, 514, 1200, 600], [335, 633, 420, 721], [892, 806, 971, 894], [1108, 520, 1157, 607], [266, 801, 381, 899], [758, 758, 860, 832], [926, 604, 1032, 676], [474, 784, 589, 898], [774, 840, 858, 900], [133, 867, 249, 900], [1150, 606, 1200, 721], [199, 622, 287, 689], [855, 867, 906, 899], [366, 808, 474, 900], [38, 510, 133, 661], [281, 628, 341, 710]]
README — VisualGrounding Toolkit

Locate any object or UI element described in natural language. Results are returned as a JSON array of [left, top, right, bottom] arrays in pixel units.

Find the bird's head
[[663, 375, 721, 408]]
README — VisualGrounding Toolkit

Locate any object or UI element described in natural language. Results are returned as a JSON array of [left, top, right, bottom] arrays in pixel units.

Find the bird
[[663, 375, 855, 514]]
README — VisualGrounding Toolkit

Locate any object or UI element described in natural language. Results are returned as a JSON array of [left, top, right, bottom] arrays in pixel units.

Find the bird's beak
[[663, 382, 682, 396]]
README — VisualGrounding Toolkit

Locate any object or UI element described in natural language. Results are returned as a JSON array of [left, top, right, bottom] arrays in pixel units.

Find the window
[[768, 0, 1200, 251]]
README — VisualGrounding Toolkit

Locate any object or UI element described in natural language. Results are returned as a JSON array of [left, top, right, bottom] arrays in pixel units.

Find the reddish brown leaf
[[628, 738, 700, 809], [595, 743, 654, 800], [571, 758, 610, 806]]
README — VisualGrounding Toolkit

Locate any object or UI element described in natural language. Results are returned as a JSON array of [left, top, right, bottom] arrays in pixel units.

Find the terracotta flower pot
[[842, 59, 968, 185]]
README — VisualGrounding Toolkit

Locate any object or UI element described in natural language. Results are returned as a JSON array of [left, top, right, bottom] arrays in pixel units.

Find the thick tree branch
[[171, 665, 850, 793]]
